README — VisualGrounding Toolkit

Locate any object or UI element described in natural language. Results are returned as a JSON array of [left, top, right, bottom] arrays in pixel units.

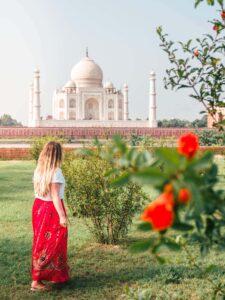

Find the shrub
[[196, 130, 225, 146], [62, 154, 146, 244], [30, 136, 67, 162], [129, 134, 143, 146], [129, 135, 177, 148], [106, 134, 225, 259]]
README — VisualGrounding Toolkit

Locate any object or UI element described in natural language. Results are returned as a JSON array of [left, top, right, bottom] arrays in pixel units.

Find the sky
[[0, 0, 219, 125]]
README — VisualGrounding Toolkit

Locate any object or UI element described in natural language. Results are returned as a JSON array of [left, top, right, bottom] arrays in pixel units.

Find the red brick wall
[[0, 148, 31, 159], [1, 145, 224, 160], [0, 127, 203, 139], [0, 147, 76, 160]]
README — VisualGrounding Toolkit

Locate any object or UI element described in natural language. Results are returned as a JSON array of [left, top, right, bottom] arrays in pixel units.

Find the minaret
[[28, 82, 33, 127], [123, 83, 129, 120], [33, 68, 41, 127], [149, 71, 157, 127]]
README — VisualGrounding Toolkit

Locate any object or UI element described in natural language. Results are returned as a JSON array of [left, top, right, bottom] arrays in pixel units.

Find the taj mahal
[[28, 50, 157, 128]]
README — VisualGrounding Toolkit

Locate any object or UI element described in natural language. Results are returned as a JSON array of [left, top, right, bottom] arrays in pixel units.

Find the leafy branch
[[157, 1, 225, 128], [195, 0, 224, 8]]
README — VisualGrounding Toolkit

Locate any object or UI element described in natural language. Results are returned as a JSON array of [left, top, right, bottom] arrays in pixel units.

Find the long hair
[[33, 141, 63, 197]]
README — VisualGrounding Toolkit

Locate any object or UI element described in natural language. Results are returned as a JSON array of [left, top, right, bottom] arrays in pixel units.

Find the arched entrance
[[85, 98, 99, 120]]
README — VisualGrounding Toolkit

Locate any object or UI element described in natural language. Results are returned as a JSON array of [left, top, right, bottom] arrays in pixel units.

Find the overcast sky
[[0, 0, 218, 125]]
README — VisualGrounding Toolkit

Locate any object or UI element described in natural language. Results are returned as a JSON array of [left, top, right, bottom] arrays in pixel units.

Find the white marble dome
[[71, 56, 103, 88], [104, 81, 114, 89], [63, 80, 76, 89]]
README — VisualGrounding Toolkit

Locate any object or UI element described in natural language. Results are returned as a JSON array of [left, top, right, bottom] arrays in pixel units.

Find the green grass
[[1, 160, 225, 300]]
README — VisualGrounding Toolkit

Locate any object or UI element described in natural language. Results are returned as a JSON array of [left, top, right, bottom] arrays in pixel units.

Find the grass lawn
[[1, 160, 225, 300]]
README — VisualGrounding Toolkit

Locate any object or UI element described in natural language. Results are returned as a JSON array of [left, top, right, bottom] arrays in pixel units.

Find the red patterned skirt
[[31, 198, 70, 282]]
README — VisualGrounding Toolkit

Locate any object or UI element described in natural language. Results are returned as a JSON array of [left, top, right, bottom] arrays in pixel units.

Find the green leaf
[[131, 167, 167, 185], [211, 57, 221, 65], [186, 39, 192, 49], [172, 223, 194, 231], [155, 255, 166, 264], [78, 148, 93, 156], [217, 0, 224, 7], [155, 148, 180, 168], [207, 0, 215, 7], [104, 168, 118, 177], [177, 84, 191, 90], [205, 34, 214, 42], [134, 152, 149, 167], [111, 172, 130, 187], [93, 137, 101, 147], [163, 240, 181, 251], [189, 182, 204, 216], [118, 158, 130, 168], [137, 222, 152, 231], [189, 151, 213, 172], [178, 59, 185, 65], [126, 148, 138, 162], [129, 239, 152, 253], [153, 239, 181, 253], [112, 135, 127, 154], [156, 26, 162, 35], [195, 0, 204, 8]]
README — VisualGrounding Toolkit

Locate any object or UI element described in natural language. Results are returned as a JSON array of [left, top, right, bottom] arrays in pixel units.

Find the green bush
[[30, 136, 67, 162], [196, 130, 225, 146], [62, 154, 146, 244], [129, 135, 177, 148]]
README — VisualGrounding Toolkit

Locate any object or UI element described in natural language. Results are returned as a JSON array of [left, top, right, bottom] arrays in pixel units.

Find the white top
[[35, 168, 65, 201]]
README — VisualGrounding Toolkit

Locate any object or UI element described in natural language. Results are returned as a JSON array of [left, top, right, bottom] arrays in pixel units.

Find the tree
[[157, 0, 225, 128], [157, 115, 207, 128], [0, 114, 22, 126]]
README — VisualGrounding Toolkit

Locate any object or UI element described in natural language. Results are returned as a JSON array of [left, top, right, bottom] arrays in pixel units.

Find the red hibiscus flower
[[178, 188, 191, 204], [178, 133, 199, 159], [141, 192, 174, 231]]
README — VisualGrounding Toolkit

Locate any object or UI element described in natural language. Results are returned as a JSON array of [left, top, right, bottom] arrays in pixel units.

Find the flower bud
[[221, 11, 225, 19], [164, 183, 173, 193], [178, 188, 191, 204], [194, 49, 199, 57]]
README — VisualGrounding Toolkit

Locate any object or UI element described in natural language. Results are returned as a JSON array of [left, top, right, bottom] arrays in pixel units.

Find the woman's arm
[[51, 183, 67, 227]]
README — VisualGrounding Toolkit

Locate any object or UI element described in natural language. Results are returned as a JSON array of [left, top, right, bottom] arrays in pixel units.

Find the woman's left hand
[[60, 215, 67, 228]]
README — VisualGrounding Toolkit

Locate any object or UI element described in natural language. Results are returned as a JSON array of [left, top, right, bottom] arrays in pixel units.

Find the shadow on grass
[[1, 237, 225, 297], [67, 243, 225, 291]]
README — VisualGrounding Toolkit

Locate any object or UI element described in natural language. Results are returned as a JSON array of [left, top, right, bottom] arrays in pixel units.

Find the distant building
[[28, 50, 157, 128]]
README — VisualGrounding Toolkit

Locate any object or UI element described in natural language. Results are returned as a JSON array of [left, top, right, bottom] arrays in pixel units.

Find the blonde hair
[[33, 141, 63, 197]]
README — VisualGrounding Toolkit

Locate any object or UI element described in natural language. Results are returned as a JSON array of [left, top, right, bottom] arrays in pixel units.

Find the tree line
[[0, 114, 22, 126], [158, 115, 207, 128]]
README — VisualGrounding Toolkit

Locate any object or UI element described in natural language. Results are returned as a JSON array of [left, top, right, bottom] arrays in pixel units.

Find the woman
[[31, 141, 70, 291]]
